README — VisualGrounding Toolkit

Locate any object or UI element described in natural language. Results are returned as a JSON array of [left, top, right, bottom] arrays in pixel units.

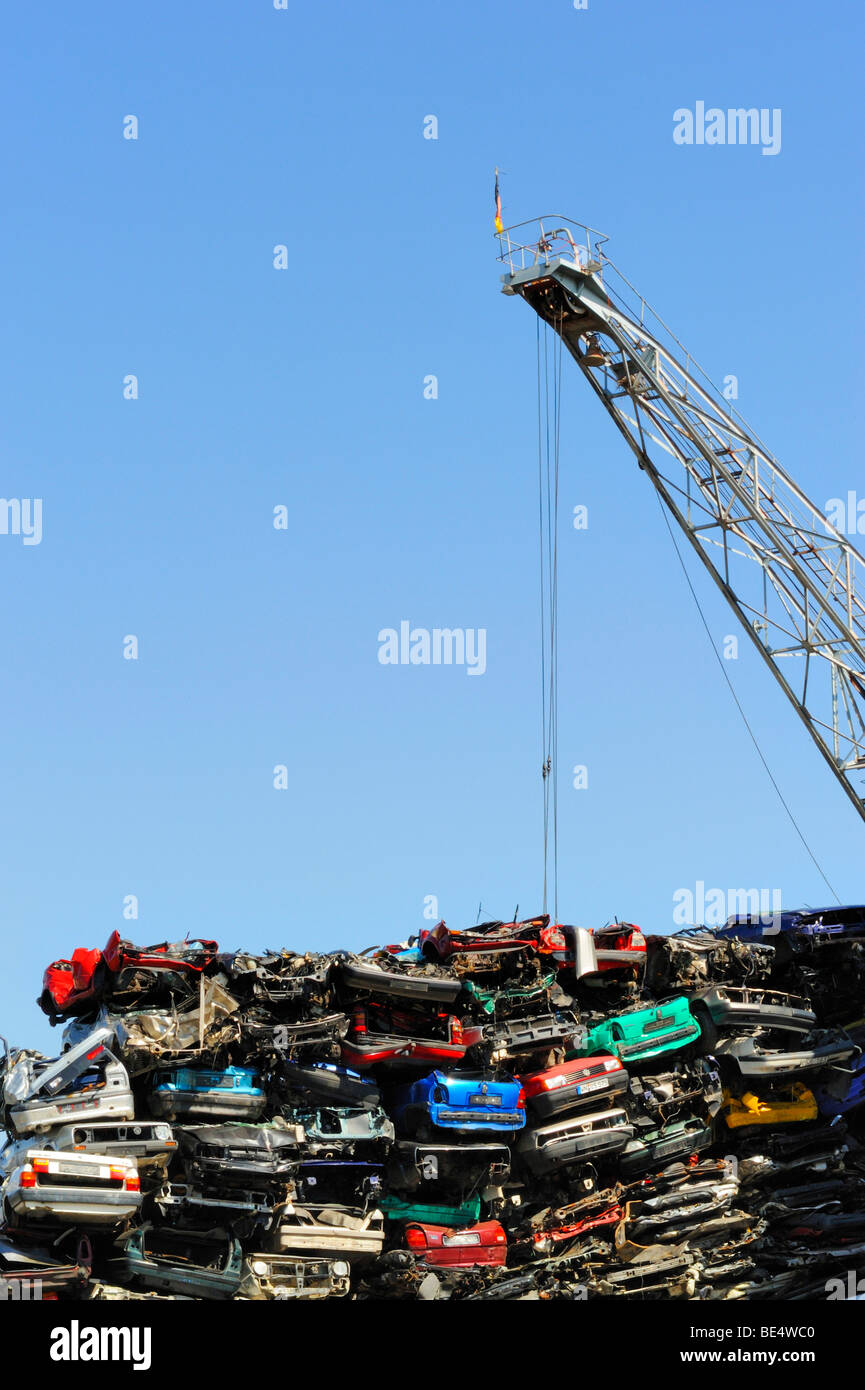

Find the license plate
[[576, 1077, 607, 1096], [60, 1162, 101, 1178], [470, 1094, 500, 1106], [655, 1136, 689, 1156]]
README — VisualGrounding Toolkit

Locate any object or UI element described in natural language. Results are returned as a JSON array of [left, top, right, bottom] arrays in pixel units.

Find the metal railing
[[496, 215, 609, 274]]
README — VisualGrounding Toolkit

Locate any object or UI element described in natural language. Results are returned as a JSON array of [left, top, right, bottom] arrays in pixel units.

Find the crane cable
[[653, 491, 841, 905], [537, 317, 563, 918]]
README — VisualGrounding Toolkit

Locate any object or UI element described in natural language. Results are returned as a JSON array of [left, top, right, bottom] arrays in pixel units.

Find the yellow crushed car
[[721, 1084, 817, 1129]]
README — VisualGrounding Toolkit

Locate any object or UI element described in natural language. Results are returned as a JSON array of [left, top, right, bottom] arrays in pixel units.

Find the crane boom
[[500, 217, 865, 825]]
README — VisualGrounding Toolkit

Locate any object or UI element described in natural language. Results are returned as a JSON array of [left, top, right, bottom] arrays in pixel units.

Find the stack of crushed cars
[[0, 903, 862, 1301]]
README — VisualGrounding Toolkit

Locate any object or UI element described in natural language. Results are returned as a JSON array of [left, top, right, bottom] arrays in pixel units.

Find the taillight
[[541, 927, 566, 951], [20, 1170, 37, 1189], [124, 1173, 141, 1192], [631, 931, 646, 948], [352, 1007, 367, 1035], [517, 1088, 526, 1110], [32, 1157, 50, 1174], [450, 1017, 463, 1045], [404, 1227, 427, 1251]]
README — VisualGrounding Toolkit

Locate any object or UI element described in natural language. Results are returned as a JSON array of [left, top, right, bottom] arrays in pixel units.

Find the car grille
[[617, 1025, 695, 1056]]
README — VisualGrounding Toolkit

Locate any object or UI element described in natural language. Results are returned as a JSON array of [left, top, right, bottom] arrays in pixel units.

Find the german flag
[[494, 169, 503, 234]]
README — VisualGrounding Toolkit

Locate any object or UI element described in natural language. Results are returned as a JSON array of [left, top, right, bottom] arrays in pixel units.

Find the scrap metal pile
[[1, 905, 864, 1300]]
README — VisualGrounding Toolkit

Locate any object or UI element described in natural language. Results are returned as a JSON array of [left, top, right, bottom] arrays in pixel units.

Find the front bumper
[[618, 1119, 715, 1177], [527, 1068, 629, 1121], [516, 1109, 633, 1175], [714, 1035, 859, 1077], [239, 1254, 351, 1300], [696, 986, 815, 1033]]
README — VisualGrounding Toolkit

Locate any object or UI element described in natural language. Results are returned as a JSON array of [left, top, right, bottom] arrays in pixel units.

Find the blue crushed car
[[717, 904, 865, 945], [389, 1071, 526, 1136], [148, 1067, 266, 1122], [814, 1031, 865, 1117]]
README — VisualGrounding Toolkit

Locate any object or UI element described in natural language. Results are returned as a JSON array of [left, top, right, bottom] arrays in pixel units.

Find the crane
[[499, 216, 865, 827]]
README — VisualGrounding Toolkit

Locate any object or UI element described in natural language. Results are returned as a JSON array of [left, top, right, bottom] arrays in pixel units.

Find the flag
[[494, 170, 503, 234]]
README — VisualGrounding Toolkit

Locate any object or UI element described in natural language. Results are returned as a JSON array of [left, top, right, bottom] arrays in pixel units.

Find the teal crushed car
[[568, 997, 702, 1067], [380, 1194, 481, 1227], [461, 970, 557, 1017]]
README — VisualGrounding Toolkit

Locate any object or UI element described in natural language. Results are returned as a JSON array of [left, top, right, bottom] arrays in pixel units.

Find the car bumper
[[716, 1039, 859, 1077], [268, 1224, 384, 1261], [618, 1121, 714, 1177], [148, 1091, 266, 1121], [337, 962, 462, 1004], [417, 1247, 507, 1269], [11, 1096, 136, 1135], [516, 1113, 633, 1175], [527, 1069, 629, 1120], [113, 1261, 240, 1299], [239, 1256, 351, 1300], [6, 1187, 141, 1225], [426, 1107, 525, 1133]]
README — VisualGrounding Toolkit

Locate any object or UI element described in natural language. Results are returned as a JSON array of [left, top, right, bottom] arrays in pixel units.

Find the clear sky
[[0, 0, 862, 1050]]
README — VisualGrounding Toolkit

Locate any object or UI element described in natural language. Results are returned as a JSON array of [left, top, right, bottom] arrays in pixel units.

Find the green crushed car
[[380, 1194, 482, 1227], [461, 970, 557, 1017], [568, 996, 702, 1067]]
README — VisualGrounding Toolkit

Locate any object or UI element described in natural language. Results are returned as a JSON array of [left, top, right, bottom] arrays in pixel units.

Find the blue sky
[[0, 0, 862, 1050]]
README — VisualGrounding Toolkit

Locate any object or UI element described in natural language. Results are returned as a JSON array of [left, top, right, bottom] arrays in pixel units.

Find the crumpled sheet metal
[[112, 978, 241, 1071]]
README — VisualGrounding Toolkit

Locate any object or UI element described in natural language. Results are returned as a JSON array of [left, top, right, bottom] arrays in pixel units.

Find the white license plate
[[60, 1162, 101, 1178], [576, 1077, 606, 1095]]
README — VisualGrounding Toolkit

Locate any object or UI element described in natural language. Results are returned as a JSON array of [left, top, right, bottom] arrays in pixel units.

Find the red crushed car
[[420, 916, 547, 963], [404, 1220, 507, 1268], [38, 933, 220, 1019], [341, 1002, 484, 1070], [530, 1201, 623, 1253], [519, 1054, 628, 1120], [536, 922, 646, 979], [101, 933, 220, 1006], [591, 923, 647, 975], [38, 948, 104, 1019]]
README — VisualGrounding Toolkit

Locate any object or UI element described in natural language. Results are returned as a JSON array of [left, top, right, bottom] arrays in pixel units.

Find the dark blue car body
[[815, 1031, 865, 1117], [717, 904, 865, 945]]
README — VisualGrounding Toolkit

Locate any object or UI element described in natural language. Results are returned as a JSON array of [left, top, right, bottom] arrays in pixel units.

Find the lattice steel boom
[[499, 217, 865, 825]]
